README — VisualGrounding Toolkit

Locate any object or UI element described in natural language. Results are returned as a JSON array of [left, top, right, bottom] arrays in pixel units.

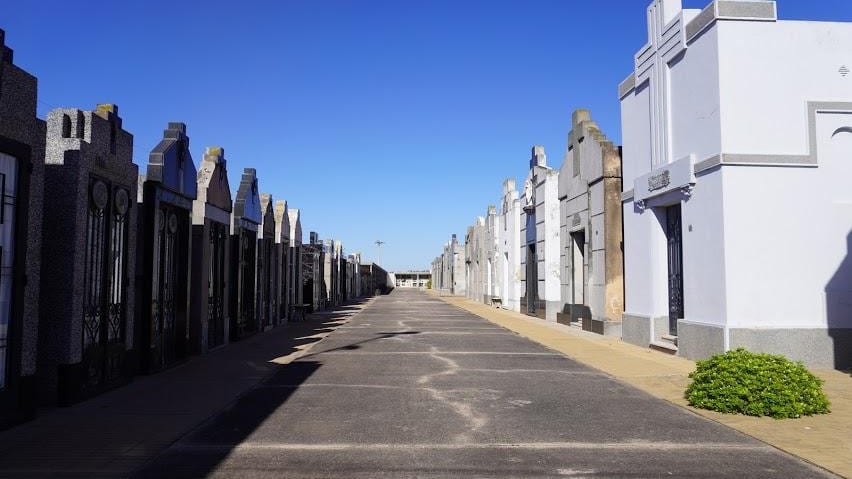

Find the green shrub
[[684, 348, 830, 419], [426, 280, 432, 289]]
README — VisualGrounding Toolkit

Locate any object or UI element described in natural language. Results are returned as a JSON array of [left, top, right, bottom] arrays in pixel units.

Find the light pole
[[375, 240, 385, 266]]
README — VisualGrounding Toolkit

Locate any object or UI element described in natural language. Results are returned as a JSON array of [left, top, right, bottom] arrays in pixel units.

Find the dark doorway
[[81, 179, 130, 394], [666, 204, 684, 336], [526, 244, 537, 315], [570, 231, 586, 305], [207, 222, 228, 349]]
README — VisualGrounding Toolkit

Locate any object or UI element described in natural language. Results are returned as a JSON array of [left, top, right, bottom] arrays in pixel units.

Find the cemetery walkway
[[0, 290, 843, 478], [129, 289, 833, 479]]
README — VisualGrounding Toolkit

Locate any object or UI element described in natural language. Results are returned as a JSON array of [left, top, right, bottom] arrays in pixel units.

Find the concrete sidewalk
[[435, 293, 852, 479], [0, 299, 373, 478]]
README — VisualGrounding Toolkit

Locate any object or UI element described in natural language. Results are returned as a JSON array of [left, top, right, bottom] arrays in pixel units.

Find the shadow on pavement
[[130, 361, 322, 479], [0, 301, 365, 479], [300, 331, 421, 357]]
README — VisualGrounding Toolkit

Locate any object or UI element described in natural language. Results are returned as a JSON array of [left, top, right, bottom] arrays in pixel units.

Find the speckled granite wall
[[0, 28, 44, 425], [189, 147, 232, 355], [39, 104, 138, 405]]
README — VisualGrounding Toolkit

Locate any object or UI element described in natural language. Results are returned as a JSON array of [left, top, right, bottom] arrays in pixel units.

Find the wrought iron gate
[[82, 178, 129, 390], [207, 222, 227, 348], [526, 244, 537, 315], [150, 205, 188, 369], [234, 229, 257, 338], [257, 237, 272, 330], [666, 204, 684, 336], [0, 153, 17, 391]]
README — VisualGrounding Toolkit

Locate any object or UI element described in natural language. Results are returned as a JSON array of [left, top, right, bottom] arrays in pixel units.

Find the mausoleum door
[[150, 204, 189, 370], [258, 237, 274, 330], [526, 244, 537, 315], [666, 204, 684, 336], [83, 178, 130, 391], [207, 221, 227, 349], [0, 153, 17, 391], [236, 228, 257, 337]]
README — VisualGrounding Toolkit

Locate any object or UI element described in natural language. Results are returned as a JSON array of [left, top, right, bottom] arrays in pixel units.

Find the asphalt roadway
[[133, 290, 836, 478]]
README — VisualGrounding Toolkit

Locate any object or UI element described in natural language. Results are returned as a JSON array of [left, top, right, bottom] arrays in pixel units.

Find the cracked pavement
[[133, 290, 837, 478]]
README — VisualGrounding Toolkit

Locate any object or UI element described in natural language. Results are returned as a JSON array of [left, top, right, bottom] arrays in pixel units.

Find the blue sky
[[4, 0, 851, 271]]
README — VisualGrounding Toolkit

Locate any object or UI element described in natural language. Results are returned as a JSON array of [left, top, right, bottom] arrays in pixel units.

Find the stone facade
[[520, 146, 561, 321], [432, 234, 466, 296], [137, 123, 198, 373], [483, 206, 501, 305], [230, 168, 262, 340], [558, 109, 624, 336], [619, 0, 852, 367], [258, 194, 277, 331], [0, 29, 44, 426], [189, 146, 232, 354], [498, 179, 522, 312], [40, 104, 138, 405], [273, 200, 290, 324], [464, 220, 484, 303], [288, 208, 303, 309]]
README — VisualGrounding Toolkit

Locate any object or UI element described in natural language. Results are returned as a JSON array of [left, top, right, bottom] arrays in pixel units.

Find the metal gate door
[[0, 153, 17, 390], [257, 237, 272, 330], [666, 204, 684, 336], [236, 230, 257, 337], [526, 244, 537, 315], [207, 222, 227, 348], [152, 206, 187, 368], [82, 178, 129, 389]]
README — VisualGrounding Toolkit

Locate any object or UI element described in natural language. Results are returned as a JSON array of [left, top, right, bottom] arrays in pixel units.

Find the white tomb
[[520, 146, 561, 321], [499, 179, 522, 312], [619, 0, 852, 367]]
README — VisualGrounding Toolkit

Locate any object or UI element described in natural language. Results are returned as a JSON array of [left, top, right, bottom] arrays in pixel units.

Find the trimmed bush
[[684, 348, 830, 419]]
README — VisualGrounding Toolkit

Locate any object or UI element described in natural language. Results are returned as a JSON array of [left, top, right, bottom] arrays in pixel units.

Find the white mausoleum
[[619, 0, 852, 367], [520, 146, 561, 321], [499, 179, 522, 312]]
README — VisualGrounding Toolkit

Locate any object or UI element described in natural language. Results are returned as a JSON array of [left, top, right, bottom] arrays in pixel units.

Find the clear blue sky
[[4, 0, 851, 271]]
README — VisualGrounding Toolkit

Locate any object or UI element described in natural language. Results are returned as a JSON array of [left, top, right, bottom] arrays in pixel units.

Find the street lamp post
[[375, 240, 385, 266]]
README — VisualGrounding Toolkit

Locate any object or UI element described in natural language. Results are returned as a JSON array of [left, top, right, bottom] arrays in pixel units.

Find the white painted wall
[[717, 21, 852, 156], [500, 180, 522, 312], [621, 1, 852, 363]]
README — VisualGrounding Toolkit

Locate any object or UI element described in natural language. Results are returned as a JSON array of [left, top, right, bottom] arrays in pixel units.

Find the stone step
[[649, 340, 678, 355], [660, 334, 678, 346]]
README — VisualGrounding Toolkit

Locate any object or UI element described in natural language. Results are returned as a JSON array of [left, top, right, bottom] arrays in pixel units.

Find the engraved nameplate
[[648, 170, 671, 192]]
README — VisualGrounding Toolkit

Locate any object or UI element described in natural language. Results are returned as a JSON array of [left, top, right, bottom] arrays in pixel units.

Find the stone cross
[[640, 0, 683, 167]]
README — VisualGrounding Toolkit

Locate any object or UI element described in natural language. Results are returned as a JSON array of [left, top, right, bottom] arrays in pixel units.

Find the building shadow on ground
[[125, 300, 376, 478], [827, 231, 852, 372]]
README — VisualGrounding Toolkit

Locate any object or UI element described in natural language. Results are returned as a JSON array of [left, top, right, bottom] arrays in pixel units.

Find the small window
[[62, 114, 72, 138]]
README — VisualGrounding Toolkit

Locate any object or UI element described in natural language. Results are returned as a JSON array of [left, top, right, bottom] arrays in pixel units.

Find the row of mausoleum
[[0, 29, 392, 429], [432, 0, 852, 370]]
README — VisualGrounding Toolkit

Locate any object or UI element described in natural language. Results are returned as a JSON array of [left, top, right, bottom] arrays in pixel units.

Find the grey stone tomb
[[257, 193, 276, 331], [0, 28, 44, 427], [136, 123, 198, 373], [189, 147, 232, 354], [273, 200, 290, 324], [40, 104, 138, 406], [230, 168, 261, 340]]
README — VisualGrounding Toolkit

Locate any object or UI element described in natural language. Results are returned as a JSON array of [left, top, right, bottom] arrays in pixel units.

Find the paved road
[[133, 290, 834, 478]]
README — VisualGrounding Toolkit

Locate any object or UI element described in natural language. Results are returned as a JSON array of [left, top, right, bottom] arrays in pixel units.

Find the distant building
[[393, 271, 431, 289]]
